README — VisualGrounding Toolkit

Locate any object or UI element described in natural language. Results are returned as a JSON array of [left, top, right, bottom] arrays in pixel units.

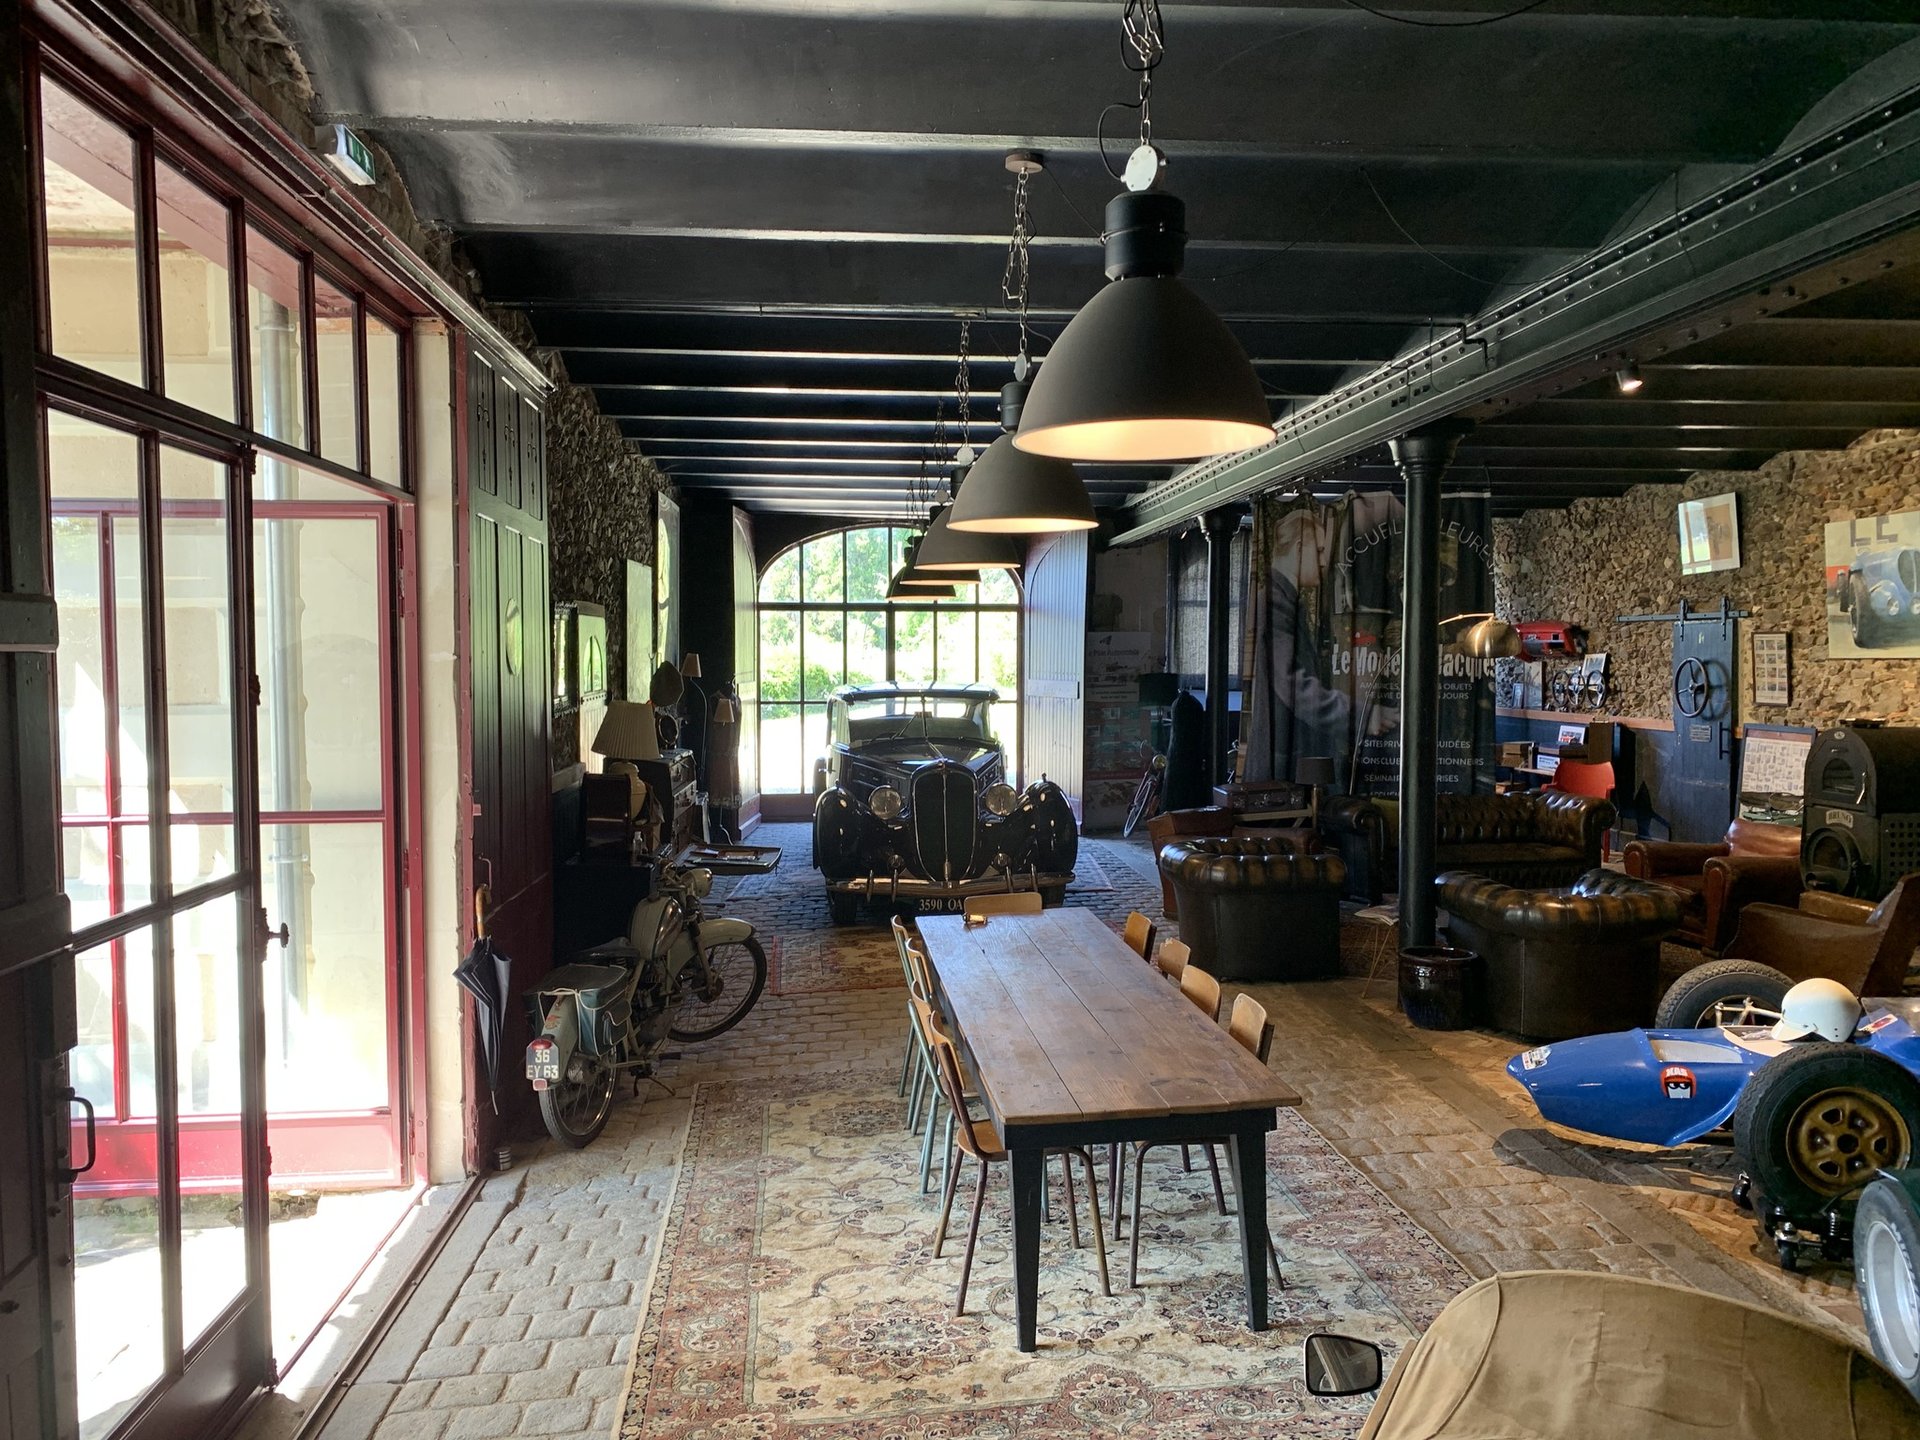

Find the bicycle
[[1122, 749, 1168, 838]]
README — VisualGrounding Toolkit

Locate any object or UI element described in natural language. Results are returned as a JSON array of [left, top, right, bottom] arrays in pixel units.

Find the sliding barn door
[[1021, 532, 1088, 814]]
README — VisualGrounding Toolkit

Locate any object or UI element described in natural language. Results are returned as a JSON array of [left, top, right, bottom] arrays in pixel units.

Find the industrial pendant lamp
[[886, 536, 958, 601], [1014, 1, 1271, 463], [912, 321, 1023, 570], [949, 153, 1099, 535]]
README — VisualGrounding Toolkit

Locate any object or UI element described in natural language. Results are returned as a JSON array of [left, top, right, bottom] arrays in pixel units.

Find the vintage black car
[[811, 683, 1078, 922]]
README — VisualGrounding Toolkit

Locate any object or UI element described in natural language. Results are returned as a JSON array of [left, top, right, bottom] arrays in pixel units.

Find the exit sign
[[320, 124, 377, 187]]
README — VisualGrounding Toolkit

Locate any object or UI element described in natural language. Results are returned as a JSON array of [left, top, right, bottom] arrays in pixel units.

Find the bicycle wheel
[[670, 935, 768, 1042], [1122, 764, 1163, 838]]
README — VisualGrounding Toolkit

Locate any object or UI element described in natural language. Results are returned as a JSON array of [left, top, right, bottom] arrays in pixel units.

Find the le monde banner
[[1244, 491, 1498, 797]]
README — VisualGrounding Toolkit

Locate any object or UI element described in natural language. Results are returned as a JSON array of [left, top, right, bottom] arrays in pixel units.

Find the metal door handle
[[60, 1087, 96, 1184], [267, 922, 290, 947]]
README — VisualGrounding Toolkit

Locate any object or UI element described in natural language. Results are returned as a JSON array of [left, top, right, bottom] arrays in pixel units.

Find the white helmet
[[1770, 978, 1863, 1043]]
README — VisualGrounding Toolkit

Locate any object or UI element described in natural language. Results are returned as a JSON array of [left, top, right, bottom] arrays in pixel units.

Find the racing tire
[[669, 936, 768, 1043], [1733, 1043, 1920, 1220], [826, 889, 862, 926], [1852, 577, 1886, 648], [1655, 960, 1794, 1030], [1854, 1172, 1920, 1398], [538, 1060, 616, 1150]]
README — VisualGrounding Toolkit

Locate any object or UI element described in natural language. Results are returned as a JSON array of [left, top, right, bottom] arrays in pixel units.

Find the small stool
[[1353, 904, 1399, 997]]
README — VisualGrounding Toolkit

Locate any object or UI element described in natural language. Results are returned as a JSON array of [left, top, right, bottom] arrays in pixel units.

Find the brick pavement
[[340, 823, 1862, 1438]]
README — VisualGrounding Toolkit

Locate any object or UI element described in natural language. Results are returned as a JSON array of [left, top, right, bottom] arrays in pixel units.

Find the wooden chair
[[1179, 962, 1221, 1021], [1154, 937, 1191, 984], [917, 998, 1110, 1316], [966, 891, 1043, 916], [894, 917, 959, 1194], [1546, 759, 1617, 860], [1127, 992, 1285, 1289], [1123, 910, 1158, 961], [891, 917, 924, 1111]]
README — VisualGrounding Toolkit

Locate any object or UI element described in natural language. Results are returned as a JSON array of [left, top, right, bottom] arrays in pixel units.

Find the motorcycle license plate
[[526, 1047, 561, 1086]]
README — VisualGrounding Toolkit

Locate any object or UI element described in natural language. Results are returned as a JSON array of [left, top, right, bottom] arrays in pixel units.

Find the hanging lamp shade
[[947, 383, 1099, 534], [886, 536, 960, 601], [913, 503, 1021, 571], [1014, 191, 1271, 463], [1441, 612, 1526, 659]]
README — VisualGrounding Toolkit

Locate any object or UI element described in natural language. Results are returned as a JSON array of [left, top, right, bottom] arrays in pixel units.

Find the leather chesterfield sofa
[[1435, 869, 1685, 1039], [1322, 791, 1615, 905], [1159, 838, 1348, 982], [1621, 818, 1802, 955]]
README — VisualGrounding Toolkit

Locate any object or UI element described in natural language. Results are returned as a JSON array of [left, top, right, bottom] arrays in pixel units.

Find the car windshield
[[844, 694, 995, 746]]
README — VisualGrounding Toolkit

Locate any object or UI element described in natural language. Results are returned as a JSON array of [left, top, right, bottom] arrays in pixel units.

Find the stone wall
[[149, 0, 668, 771], [1493, 430, 1920, 726]]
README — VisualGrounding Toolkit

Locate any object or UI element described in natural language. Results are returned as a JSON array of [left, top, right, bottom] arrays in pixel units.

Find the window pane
[[759, 609, 798, 701], [366, 314, 403, 485], [981, 609, 1019, 696], [978, 568, 1020, 605], [803, 610, 844, 699], [846, 606, 888, 688], [52, 515, 107, 817], [844, 527, 892, 602], [801, 704, 827, 784], [248, 226, 306, 447], [760, 701, 800, 793], [161, 447, 235, 888], [760, 546, 799, 603], [892, 605, 933, 685], [937, 609, 977, 686], [74, 925, 163, 1440], [40, 82, 141, 385], [155, 162, 235, 421], [174, 896, 248, 1349], [313, 274, 358, 468], [802, 533, 844, 603]]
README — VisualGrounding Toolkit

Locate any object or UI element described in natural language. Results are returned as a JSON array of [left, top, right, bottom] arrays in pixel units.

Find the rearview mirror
[[1304, 1333, 1384, 1397]]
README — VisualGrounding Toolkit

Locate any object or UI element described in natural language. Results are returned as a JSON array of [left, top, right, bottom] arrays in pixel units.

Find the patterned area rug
[[617, 1075, 1469, 1439], [764, 930, 902, 997]]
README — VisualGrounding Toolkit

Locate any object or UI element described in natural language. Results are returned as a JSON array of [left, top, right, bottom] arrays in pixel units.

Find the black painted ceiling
[[276, 1, 1920, 517]]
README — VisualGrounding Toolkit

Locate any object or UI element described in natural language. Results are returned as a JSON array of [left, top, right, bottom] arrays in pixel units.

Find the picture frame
[[625, 560, 654, 701], [1677, 492, 1741, 575], [1752, 631, 1790, 706]]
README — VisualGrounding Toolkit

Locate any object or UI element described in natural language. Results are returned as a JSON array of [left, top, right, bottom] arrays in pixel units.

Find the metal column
[[1390, 421, 1469, 949], [1203, 508, 1236, 785]]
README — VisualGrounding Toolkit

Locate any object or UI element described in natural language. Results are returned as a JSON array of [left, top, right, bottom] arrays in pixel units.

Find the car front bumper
[[826, 872, 1075, 906]]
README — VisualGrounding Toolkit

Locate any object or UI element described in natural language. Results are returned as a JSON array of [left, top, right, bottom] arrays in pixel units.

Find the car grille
[[912, 765, 977, 883], [1901, 550, 1920, 595]]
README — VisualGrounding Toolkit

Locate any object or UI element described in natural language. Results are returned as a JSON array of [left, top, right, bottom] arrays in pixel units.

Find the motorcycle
[[524, 857, 767, 1147]]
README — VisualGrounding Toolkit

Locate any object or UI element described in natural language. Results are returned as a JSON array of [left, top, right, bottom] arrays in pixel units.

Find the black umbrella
[[455, 887, 514, 1112]]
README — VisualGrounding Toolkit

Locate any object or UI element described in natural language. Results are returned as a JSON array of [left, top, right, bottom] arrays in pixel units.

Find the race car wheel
[[1654, 960, 1793, 1030], [1854, 1172, 1920, 1397], [826, 889, 862, 926], [1734, 1044, 1920, 1219], [1852, 576, 1886, 648]]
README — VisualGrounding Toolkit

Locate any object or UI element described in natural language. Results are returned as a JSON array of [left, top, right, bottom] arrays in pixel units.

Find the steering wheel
[[1673, 656, 1711, 718], [1547, 670, 1579, 711]]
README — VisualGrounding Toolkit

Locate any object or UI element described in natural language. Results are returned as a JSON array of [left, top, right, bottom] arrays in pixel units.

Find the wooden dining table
[[916, 908, 1302, 1352]]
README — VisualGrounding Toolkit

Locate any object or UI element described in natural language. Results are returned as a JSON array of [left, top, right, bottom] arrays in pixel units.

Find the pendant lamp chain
[[953, 318, 973, 474], [1000, 168, 1034, 376], [1122, 0, 1165, 148]]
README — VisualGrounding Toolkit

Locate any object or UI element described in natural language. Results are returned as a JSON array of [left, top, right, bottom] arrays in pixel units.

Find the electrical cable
[[1358, 166, 1529, 289], [1338, 0, 1554, 27]]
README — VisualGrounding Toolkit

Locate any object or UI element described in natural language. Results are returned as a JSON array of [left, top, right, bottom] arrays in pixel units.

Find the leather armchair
[[1160, 838, 1347, 982], [1622, 818, 1802, 955], [1145, 806, 1234, 918], [1321, 791, 1615, 905], [1722, 877, 1920, 997], [1436, 869, 1685, 1038]]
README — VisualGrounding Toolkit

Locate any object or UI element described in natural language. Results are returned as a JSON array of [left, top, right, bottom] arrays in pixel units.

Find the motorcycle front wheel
[[538, 1059, 616, 1148], [669, 935, 769, 1043]]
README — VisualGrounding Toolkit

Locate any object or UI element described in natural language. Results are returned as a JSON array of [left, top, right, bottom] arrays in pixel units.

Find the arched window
[[757, 526, 1020, 794]]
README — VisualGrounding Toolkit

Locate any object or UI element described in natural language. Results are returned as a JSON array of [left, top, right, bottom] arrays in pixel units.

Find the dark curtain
[[1245, 491, 1495, 796]]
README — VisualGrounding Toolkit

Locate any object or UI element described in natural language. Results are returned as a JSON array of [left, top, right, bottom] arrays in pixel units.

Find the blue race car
[[1508, 999, 1920, 1265]]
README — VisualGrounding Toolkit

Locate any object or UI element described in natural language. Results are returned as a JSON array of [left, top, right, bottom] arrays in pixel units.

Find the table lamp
[[592, 699, 662, 764], [1295, 755, 1336, 830], [680, 651, 707, 786]]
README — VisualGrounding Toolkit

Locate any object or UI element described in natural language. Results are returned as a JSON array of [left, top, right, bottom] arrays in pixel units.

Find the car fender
[[813, 787, 862, 878], [1020, 778, 1080, 873], [1506, 1027, 1772, 1147]]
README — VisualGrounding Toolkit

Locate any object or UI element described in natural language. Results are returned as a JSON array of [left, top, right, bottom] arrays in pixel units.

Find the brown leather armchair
[[1621, 818, 1802, 955], [1160, 838, 1347, 982], [1721, 877, 1920, 996], [1145, 807, 1316, 917], [1323, 791, 1615, 905]]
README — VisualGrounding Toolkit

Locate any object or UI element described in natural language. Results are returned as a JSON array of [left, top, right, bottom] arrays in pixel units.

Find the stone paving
[[344, 823, 1862, 1439]]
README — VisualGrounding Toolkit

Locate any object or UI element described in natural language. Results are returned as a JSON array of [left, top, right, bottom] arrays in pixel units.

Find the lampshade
[[1441, 612, 1526, 659], [592, 699, 661, 762], [711, 696, 739, 725], [1295, 755, 1337, 789], [649, 662, 685, 707], [913, 504, 1021, 571], [1013, 191, 1272, 463], [946, 432, 1098, 534], [887, 569, 957, 601], [679, 651, 702, 679]]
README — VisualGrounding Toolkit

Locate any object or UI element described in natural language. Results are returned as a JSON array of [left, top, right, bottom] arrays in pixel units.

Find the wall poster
[[1751, 631, 1789, 706], [1825, 508, 1920, 657], [1737, 724, 1812, 827]]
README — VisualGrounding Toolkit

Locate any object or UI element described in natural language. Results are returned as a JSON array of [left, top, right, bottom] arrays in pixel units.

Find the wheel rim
[[1701, 995, 1781, 1028], [1785, 1086, 1913, 1196], [675, 941, 759, 1037], [1862, 1214, 1920, 1379], [555, 1066, 614, 1136]]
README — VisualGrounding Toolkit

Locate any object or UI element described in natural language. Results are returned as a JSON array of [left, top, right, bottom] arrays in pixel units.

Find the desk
[[916, 909, 1301, 1351]]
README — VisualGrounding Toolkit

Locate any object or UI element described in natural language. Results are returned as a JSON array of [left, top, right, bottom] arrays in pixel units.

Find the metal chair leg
[[1180, 1144, 1193, 1172], [1109, 1142, 1126, 1241], [919, 1088, 943, 1193], [908, 1054, 926, 1131], [898, 1027, 915, 1097], [1061, 1151, 1082, 1250], [1075, 1147, 1112, 1297], [1128, 1144, 1151, 1288], [1204, 1142, 1228, 1216], [941, 1108, 955, 1190], [955, 1156, 990, 1317], [933, 1135, 963, 1257]]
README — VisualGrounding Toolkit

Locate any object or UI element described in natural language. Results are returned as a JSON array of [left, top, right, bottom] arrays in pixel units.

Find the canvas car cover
[[1359, 1271, 1917, 1440]]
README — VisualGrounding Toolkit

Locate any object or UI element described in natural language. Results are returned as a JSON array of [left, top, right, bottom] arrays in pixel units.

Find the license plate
[[912, 897, 970, 914], [526, 1049, 561, 1083]]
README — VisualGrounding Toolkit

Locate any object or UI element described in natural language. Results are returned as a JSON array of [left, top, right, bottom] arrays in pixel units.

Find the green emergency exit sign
[[320, 124, 377, 187]]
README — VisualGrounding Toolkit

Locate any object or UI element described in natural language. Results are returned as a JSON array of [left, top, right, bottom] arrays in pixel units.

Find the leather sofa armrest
[[1798, 891, 1875, 925], [1724, 902, 1886, 988], [1538, 791, 1617, 860], [1622, 839, 1731, 879], [1700, 854, 1803, 952], [1320, 794, 1384, 839]]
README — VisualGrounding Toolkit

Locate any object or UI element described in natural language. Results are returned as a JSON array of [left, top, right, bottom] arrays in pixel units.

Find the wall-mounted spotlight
[[1614, 362, 1644, 394]]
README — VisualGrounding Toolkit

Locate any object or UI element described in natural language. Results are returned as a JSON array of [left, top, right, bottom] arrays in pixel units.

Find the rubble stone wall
[[1493, 430, 1920, 728]]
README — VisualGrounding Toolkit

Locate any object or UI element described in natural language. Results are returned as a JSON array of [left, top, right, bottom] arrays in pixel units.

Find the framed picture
[[1677, 493, 1740, 575], [1737, 724, 1812, 826], [1825, 508, 1920, 658], [576, 602, 608, 700], [1752, 631, 1790, 706]]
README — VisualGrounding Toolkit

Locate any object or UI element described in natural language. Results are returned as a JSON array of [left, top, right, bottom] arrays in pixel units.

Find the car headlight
[[869, 785, 904, 820], [1881, 592, 1901, 615], [687, 867, 712, 898], [983, 782, 1017, 817]]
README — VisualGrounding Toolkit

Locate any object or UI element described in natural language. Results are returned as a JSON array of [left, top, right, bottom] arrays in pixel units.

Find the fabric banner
[[1244, 490, 1497, 797]]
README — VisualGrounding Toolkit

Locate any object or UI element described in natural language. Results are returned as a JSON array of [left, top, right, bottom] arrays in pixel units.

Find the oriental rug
[[616, 1075, 1469, 1439]]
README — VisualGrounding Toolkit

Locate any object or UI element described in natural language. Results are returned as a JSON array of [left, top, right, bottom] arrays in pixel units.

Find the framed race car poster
[[1827, 508, 1920, 658]]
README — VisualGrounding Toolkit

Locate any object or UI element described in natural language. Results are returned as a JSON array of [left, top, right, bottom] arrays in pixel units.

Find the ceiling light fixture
[[1013, 0, 1271, 463], [886, 535, 959, 601], [949, 152, 1101, 535], [913, 319, 1024, 570], [1614, 361, 1644, 394]]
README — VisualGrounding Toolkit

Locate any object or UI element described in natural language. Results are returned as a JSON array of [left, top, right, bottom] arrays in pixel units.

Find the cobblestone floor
[[357, 824, 1862, 1439]]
